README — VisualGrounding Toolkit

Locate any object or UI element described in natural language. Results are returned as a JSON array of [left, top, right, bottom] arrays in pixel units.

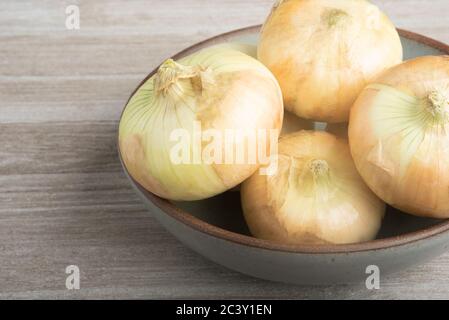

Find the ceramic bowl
[[119, 26, 449, 285]]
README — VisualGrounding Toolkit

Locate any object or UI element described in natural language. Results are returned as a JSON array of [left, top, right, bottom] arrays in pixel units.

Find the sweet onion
[[119, 45, 283, 201], [241, 131, 385, 245], [258, 0, 403, 123], [349, 55, 449, 218]]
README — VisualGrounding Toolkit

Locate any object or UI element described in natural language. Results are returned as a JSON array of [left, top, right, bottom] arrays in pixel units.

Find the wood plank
[[0, 0, 449, 299]]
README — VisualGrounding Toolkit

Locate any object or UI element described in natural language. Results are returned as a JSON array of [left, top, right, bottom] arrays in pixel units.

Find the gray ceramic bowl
[[119, 26, 449, 285]]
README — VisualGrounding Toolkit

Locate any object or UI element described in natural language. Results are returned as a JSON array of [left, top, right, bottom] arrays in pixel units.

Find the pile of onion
[[241, 131, 385, 245], [119, 44, 283, 201], [349, 56, 449, 218], [118, 0, 449, 249], [258, 0, 403, 123]]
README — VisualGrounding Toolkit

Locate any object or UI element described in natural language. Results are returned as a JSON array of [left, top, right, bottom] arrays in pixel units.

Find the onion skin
[[119, 45, 283, 201], [349, 56, 449, 218], [241, 131, 385, 245], [258, 0, 403, 123], [230, 110, 311, 193]]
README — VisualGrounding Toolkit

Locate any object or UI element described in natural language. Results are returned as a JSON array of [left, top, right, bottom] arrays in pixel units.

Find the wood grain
[[1, 0, 448, 299]]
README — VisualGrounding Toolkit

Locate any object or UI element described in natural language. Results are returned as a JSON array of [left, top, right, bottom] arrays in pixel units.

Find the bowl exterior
[[119, 26, 449, 285], [136, 187, 449, 285]]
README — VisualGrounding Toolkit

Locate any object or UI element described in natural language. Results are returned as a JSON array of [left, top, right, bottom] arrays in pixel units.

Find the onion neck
[[322, 8, 348, 28], [308, 159, 330, 180], [153, 59, 213, 103], [425, 89, 449, 125], [298, 159, 333, 199]]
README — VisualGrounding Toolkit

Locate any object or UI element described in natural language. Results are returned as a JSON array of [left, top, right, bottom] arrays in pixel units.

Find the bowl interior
[[122, 26, 449, 251], [175, 192, 442, 240], [170, 28, 447, 242]]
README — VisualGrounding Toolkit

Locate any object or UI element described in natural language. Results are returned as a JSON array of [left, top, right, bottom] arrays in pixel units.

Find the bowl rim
[[118, 25, 449, 254]]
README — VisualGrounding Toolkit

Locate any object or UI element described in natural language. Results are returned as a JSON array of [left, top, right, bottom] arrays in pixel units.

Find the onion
[[258, 0, 403, 123], [230, 110, 312, 193], [349, 55, 449, 218], [241, 131, 385, 245], [119, 45, 284, 201]]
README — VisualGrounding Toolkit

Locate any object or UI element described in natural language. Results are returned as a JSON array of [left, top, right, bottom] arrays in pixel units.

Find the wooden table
[[1, 0, 448, 299]]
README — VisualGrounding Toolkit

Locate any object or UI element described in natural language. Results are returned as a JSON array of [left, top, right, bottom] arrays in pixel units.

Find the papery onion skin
[[241, 131, 385, 245], [119, 45, 284, 201], [258, 0, 403, 123], [349, 55, 449, 218], [230, 110, 312, 193]]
